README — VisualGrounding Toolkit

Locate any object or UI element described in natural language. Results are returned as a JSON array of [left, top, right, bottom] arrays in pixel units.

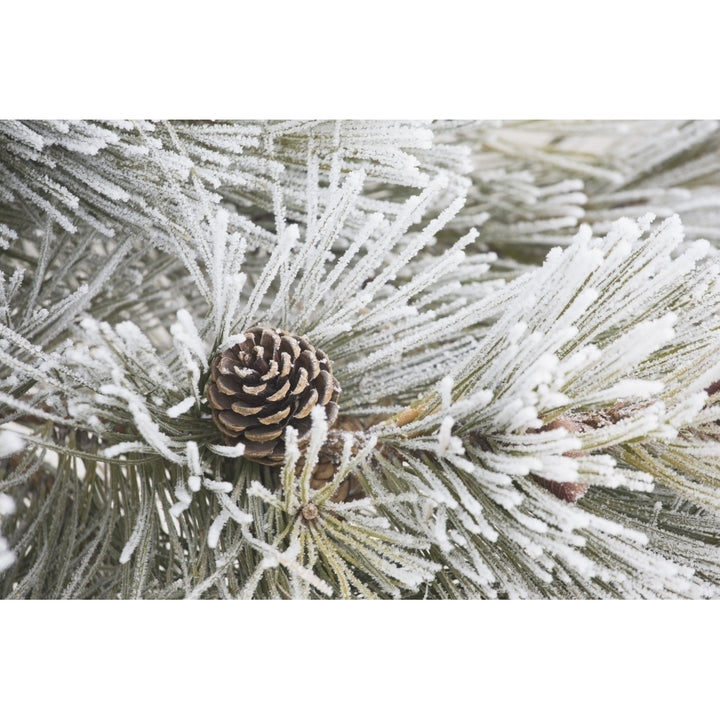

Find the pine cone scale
[[242, 382, 268, 396], [258, 407, 291, 425], [280, 352, 293, 373], [217, 410, 256, 432], [207, 384, 233, 410], [279, 335, 300, 359], [214, 373, 245, 396], [266, 381, 291, 402], [297, 350, 320, 378], [295, 389, 319, 418], [260, 362, 279, 381], [244, 426, 283, 443], [229, 400, 263, 415], [291, 370, 309, 395]]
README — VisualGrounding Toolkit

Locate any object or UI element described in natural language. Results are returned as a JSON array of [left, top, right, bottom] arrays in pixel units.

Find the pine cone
[[532, 417, 589, 503], [206, 327, 340, 465], [304, 417, 367, 502]]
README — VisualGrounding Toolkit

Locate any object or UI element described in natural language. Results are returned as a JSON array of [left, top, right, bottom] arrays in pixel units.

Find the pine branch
[[2, 119, 720, 599]]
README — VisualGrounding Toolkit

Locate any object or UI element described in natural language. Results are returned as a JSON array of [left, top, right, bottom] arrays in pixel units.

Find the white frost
[[0, 429, 25, 458], [208, 443, 245, 458], [167, 397, 195, 418]]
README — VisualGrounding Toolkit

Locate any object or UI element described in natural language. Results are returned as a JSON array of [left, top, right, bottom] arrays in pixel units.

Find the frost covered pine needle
[[1, 120, 720, 599]]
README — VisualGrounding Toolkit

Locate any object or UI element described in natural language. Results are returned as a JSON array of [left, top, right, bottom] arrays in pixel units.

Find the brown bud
[[301, 503, 320, 522]]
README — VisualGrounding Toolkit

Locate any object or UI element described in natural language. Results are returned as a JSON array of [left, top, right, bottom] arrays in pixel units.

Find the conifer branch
[[2, 120, 720, 598]]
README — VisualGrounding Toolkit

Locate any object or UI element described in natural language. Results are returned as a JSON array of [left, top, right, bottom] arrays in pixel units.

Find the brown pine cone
[[532, 417, 589, 503], [534, 475, 589, 503], [304, 417, 367, 502], [206, 327, 340, 465]]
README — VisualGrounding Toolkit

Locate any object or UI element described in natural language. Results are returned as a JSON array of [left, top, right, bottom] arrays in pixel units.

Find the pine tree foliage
[[1, 119, 720, 599]]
